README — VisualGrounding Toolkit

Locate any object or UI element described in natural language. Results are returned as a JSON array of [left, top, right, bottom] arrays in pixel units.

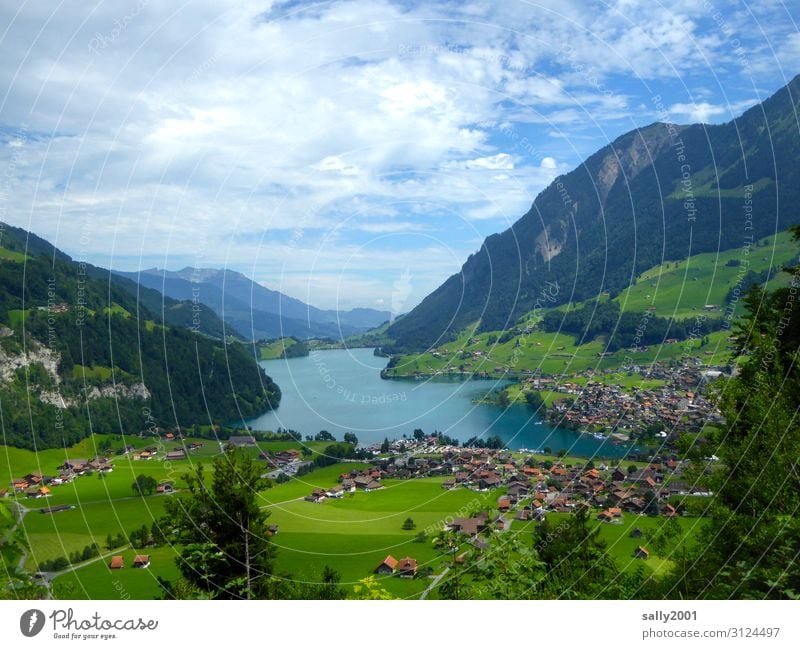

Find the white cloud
[[0, 0, 796, 309]]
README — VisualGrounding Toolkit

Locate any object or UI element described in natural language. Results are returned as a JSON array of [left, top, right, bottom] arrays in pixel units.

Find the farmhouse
[[375, 555, 399, 575], [397, 557, 417, 578], [109, 556, 124, 569], [634, 546, 650, 559], [133, 555, 151, 568], [228, 435, 257, 447]]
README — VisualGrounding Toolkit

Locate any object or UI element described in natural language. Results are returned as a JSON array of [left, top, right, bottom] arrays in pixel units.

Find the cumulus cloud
[[0, 0, 796, 308]]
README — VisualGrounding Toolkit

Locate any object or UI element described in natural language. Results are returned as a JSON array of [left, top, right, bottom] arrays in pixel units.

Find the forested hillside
[[0, 223, 280, 449]]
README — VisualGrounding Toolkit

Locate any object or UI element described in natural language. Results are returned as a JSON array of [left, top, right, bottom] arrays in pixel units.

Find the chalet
[[442, 479, 455, 490], [165, 450, 186, 461], [305, 489, 327, 503], [25, 486, 51, 499], [341, 479, 355, 492], [228, 435, 257, 447], [497, 497, 511, 512], [109, 556, 124, 569], [662, 503, 678, 518], [156, 482, 173, 494], [353, 476, 372, 489], [397, 557, 417, 578], [477, 473, 501, 490], [326, 486, 344, 498], [365, 481, 383, 492], [133, 555, 150, 568], [375, 555, 398, 575], [60, 459, 89, 474], [11, 479, 29, 492], [634, 546, 650, 559], [447, 514, 489, 537]]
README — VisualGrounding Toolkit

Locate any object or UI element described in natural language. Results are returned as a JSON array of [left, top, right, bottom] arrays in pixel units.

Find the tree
[[314, 430, 335, 441], [525, 390, 544, 410], [343, 432, 358, 446], [627, 464, 638, 475], [131, 474, 157, 496], [380, 438, 390, 453], [401, 517, 416, 530], [350, 576, 395, 600], [412, 428, 425, 441], [161, 446, 278, 599], [497, 389, 511, 407], [661, 232, 800, 599]]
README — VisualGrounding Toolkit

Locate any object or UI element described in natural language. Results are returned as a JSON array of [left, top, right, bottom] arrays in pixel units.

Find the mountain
[[387, 75, 800, 351], [116, 267, 390, 340], [0, 223, 280, 449]]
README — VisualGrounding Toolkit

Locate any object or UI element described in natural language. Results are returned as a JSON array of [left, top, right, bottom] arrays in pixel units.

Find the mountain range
[[386, 74, 800, 352], [0, 222, 280, 449], [116, 267, 390, 341]]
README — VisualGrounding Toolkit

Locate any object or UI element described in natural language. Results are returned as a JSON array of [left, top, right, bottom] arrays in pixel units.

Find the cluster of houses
[[5, 457, 114, 499], [375, 555, 418, 578], [543, 366, 723, 438], [303, 468, 385, 503]]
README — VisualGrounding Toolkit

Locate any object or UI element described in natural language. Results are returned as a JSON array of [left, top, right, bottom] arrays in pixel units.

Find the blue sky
[[0, 0, 798, 312]]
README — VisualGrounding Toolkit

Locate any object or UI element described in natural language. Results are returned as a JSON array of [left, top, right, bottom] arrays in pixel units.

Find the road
[[420, 566, 450, 600]]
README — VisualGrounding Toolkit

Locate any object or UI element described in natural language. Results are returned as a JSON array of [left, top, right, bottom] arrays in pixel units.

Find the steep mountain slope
[[387, 75, 800, 351], [0, 223, 280, 449], [116, 267, 390, 340], [0, 222, 231, 340]]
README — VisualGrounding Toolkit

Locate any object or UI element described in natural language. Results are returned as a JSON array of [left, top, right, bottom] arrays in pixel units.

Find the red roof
[[109, 556, 124, 569], [398, 557, 417, 572], [378, 555, 398, 570]]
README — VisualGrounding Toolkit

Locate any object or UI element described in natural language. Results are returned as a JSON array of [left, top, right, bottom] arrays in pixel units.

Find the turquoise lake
[[246, 347, 635, 458]]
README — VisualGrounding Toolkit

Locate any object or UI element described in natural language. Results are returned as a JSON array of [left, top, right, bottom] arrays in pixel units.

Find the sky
[[0, 0, 798, 313]]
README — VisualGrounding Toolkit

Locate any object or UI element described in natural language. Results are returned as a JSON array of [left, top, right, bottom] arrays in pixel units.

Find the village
[[533, 361, 725, 440], [283, 435, 710, 578]]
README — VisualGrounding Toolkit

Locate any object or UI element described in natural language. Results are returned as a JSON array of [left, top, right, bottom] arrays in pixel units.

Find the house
[[60, 460, 89, 474], [375, 555, 398, 575], [165, 450, 186, 461], [304, 489, 326, 503], [109, 556, 124, 569], [133, 555, 150, 569], [25, 486, 51, 498], [156, 482, 173, 494], [397, 557, 417, 578], [365, 481, 383, 491], [630, 527, 643, 539], [227, 435, 257, 447], [442, 479, 455, 490], [634, 546, 650, 559], [497, 497, 511, 512]]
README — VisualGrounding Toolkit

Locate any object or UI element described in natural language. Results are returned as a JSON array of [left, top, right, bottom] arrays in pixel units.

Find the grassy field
[[53, 546, 182, 599], [258, 337, 299, 360], [388, 231, 796, 381], [616, 230, 796, 318], [389, 327, 733, 379], [262, 476, 498, 598], [0, 246, 28, 262], [513, 511, 704, 578]]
